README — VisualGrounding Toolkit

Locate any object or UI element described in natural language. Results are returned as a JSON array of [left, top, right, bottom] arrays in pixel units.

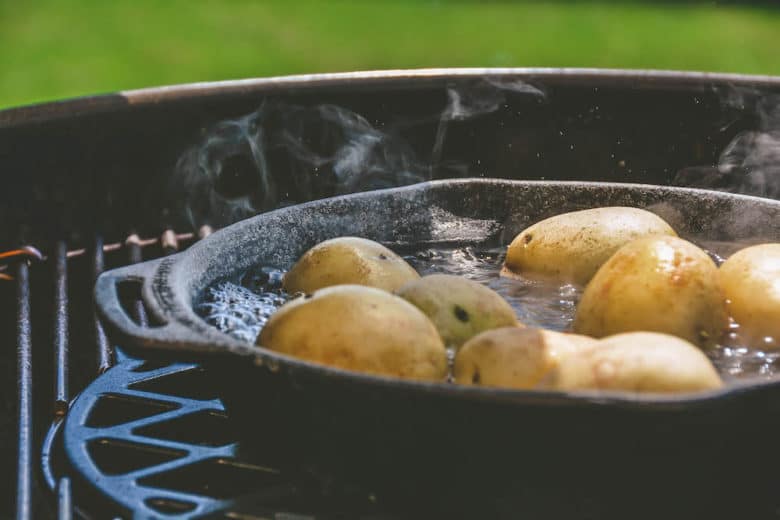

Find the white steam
[[675, 90, 780, 199], [170, 101, 426, 228], [432, 78, 545, 169], [170, 78, 545, 228]]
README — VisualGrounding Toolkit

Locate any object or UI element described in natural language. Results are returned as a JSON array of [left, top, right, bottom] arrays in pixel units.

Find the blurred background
[[0, 0, 779, 110]]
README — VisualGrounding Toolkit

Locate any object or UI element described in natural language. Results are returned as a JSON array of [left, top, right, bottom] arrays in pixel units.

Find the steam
[[675, 90, 780, 199], [170, 101, 426, 228], [432, 78, 545, 170], [718, 126, 780, 199], [669, 89, 780, 245], [170, 78, 544, 228]]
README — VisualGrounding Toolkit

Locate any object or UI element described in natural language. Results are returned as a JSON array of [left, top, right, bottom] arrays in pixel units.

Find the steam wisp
[[170, 78, 545, 228], [674, 90, 780, 199]]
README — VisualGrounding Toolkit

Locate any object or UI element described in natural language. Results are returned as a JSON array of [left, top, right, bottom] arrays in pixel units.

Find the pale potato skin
[[283, 237, 419, 294], [718, 243, 780, 348], [396, 274, 520, 350], [573, 235, 728, 348], [453, 327, 597, 389], [504, 207, 677, 285], [258, 285, 447, 380], [541, 332, 723, 393]]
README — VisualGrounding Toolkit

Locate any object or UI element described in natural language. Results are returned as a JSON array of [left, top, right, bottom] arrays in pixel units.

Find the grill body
[[2, 69, 780, 518]]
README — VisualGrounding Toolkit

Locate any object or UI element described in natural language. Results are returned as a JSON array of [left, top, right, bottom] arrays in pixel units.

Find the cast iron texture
[[96, 179, 780, 518]]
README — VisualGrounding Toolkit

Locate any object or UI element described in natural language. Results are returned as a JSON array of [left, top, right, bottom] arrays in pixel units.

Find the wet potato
[[283, 236, 419, 294], [265, 221, 737, 393], [258, 285, 447, 381], [574, 235, 728, 348], [718, 243, 780, 349], [541, 332, 723, 393], [454, 327, 597, 389], [396, 274, 520, 350], [504, 207, 677, 285]]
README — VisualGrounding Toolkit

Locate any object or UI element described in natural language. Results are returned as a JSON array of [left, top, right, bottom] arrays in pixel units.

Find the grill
[[3, 69, 780, 519], [6, 231, 394, 519]]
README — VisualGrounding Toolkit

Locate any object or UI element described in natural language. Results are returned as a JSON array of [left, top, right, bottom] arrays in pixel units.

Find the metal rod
[[0, 247, 44, 281], [125, 234, 148, 327], [161, 229, 179, 255], [1, 231, 202, 271], [66, 231, 195, 260], [0, 246, 43, 262], [53, 241, 69, 415], [198, 225, 213, 240], [15, 261, 33, 520], [93, 235, 112, 373], [56, 478, 72, 520]]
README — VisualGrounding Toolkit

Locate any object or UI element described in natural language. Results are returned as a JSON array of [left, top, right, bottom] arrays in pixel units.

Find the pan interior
[[187, 180, 780, 385]]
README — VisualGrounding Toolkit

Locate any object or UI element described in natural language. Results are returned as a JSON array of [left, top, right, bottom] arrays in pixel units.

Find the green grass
[[1, 1, 779, 109]]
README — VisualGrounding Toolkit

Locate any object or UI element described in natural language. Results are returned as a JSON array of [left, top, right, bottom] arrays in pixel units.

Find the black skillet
[[95, 179, 780, 518]]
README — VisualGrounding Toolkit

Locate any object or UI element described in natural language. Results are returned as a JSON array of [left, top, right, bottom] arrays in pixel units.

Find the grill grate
[[16, 260, 33, 520], [3, 230, 395, 519], [58, 360, 300, 518], [51, 357, 395, 519], [3, 232, 182, 519]]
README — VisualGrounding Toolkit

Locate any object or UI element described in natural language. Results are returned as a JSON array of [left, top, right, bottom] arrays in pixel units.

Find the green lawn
[[1, 1, 779, 109]]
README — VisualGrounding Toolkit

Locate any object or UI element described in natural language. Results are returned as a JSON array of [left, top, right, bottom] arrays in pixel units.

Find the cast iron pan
[[96, 179, 780, 518]]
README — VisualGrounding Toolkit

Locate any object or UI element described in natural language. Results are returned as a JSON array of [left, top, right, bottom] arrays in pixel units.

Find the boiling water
[[198, 244, 779, 382], [198, 266, 287, 344]]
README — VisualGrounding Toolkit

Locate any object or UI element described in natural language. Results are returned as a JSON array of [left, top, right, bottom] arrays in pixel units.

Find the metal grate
[[3, 231, 394, 519], [3, 231, 189, 519], [60, 359, 298, 518], [46, 357, 395, 519]]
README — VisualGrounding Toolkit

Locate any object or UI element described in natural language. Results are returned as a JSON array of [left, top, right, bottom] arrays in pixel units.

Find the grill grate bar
[[53, 241, 69, 414], [161, 229, 180, 256], [92, 235, 113, 373], [52, 240, 74, 520], [15, 261, 33, 520], [56, 477, 72, 520], [125, 235, 149, 327]]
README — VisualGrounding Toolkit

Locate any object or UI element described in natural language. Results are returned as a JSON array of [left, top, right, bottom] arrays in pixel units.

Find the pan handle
[[94, 258, 185, 349]]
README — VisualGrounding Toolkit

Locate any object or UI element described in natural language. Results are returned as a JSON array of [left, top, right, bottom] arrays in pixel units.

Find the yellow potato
[[541, 332, 723, 393], [504, 207, 677, 285], [283, 237, 419, 294], [573, 235, 728, 348], [718, 243, 780, 348], [453, 327, 597, 389], [396, 274, 519, 350], [258, 285, 447, 380]]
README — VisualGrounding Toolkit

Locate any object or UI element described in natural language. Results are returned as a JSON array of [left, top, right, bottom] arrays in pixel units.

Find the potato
[[258, 285, 447, 380], [718, 243, 780, 348], [453, 327, 597, 389], [504, 207, 676, 285], [282, 237, 419, 294], [396, 274, 519, 350], [541, 332, 723, 393], [573, 235, 728, 348]]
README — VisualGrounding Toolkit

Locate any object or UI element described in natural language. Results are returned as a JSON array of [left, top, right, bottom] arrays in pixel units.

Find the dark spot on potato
[[472, 369, 481, 384], [454, 305, 470, 322], [304, 293, 313, 300], [379, 254, 388, 260], [523, 233, 533, 244]]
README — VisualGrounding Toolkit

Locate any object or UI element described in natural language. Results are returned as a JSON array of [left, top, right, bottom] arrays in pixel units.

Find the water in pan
[[197, 267, 287, 344], [197, 243, 780, 382]]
